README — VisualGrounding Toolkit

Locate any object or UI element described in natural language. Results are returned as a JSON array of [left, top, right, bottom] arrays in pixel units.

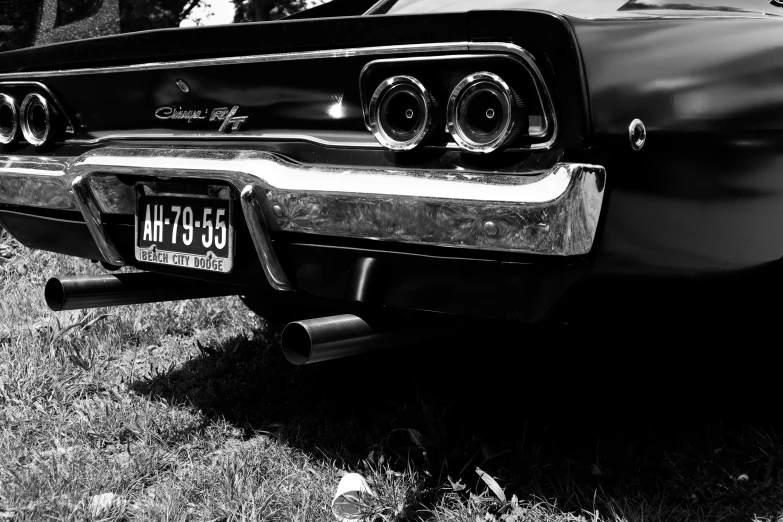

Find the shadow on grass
[[131, 319, 783, 520]]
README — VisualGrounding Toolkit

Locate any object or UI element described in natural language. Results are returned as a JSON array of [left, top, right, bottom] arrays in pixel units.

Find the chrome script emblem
[[154, 105, 249, 132]]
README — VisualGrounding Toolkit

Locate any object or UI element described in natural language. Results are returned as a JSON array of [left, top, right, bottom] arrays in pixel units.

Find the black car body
[[2, 0, 783, 328]]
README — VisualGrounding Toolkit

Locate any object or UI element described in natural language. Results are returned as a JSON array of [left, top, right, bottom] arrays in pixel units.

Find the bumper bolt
[[483, 221, 498, 236]]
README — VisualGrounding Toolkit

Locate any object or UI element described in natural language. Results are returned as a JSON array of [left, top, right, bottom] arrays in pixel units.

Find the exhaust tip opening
[[20, 93, 52, 146], [369, 75, 433, 151], [44, 278, 66, 312], [447, 72, 524, 154], [0, 94, 18, 145], [281, 322, 314, 365]]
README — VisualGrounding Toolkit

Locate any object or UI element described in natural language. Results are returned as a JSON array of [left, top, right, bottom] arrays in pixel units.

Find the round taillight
[[447, 72, 526, 153], [368, 75, 434, 151], [20, 93, 54, 146], [0, 93, 19, 145]]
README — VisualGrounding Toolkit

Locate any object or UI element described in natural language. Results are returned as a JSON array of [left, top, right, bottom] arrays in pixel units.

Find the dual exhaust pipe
[[0, 92, 60, 146], [44, 273, 435, 365], [368, 71, 526, 153]]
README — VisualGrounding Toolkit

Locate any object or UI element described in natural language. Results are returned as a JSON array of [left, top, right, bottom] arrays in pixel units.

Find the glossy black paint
[[0, 14, 468, 73], [0, 210, 103, 259], [377, 0, 783, 17], [9, 53, 546, 150], [0, 11, 587, 160], [569, 16, 783, 275]]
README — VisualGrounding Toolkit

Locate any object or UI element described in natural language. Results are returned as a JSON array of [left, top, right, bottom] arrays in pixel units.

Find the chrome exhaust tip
[[20, 93, 55, 146], [368, 75, 434, 151], [281, 314, 443, 365], [447, 72, 525, 154], [281, 314, 375, 365], [0, 93, 19, 145], [44, 273, 239, 311]]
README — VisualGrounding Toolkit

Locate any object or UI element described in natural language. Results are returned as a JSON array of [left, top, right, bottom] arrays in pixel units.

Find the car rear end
[[0, 9, 604, 329]]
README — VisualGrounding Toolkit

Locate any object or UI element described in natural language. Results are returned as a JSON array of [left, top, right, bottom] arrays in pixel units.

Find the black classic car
[[2, 0, 782, 362]]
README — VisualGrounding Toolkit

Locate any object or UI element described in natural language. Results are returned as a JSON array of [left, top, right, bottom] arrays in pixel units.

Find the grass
[[1, 227, 783, 521]]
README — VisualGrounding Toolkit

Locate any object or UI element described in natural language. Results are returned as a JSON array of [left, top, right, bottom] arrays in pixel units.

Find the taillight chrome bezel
[[368, 75, 434, 151], [20, 93, 53, 147], [0, 93, 19, 145], [447, 71, 520, 154]]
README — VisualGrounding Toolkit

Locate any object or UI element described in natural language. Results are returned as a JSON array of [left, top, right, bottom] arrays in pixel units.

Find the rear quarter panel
[[571, 16, 783, 275]]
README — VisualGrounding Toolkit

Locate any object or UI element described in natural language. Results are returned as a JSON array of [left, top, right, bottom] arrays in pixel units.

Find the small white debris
[[88, 492, 118, 516], [332, 473, 376, 521]]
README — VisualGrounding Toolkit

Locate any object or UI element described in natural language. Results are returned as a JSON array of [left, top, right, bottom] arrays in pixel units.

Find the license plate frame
[[134, 182, 235, 273]]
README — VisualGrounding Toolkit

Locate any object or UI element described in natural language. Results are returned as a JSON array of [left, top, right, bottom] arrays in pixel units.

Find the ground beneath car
[[1, 228, 781, 521]]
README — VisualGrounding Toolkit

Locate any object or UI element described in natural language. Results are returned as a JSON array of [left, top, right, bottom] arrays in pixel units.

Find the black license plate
[[134, 184, 234, 273]]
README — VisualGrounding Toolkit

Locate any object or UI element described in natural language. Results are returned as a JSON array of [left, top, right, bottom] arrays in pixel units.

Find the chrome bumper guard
[[0, 148, 606, 290]]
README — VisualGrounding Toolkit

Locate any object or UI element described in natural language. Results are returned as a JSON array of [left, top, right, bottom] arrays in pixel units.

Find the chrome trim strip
[[240, 185, 292, 291], [362, 0, 391, 15], [71, 174, 126, 266], [0, 42, 470, 79], [67, 131, 381, 147], [0, 42, 557, 151], [0, 81, 75, 134]]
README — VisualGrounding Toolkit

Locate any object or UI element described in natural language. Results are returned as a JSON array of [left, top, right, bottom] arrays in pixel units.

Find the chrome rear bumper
[[0, 148, 606, 290]]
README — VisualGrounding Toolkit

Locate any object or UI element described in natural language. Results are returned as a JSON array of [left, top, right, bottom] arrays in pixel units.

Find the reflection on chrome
[[447, 72, 525, 154], [0, 148, 606, 257], [0, 155, 74, 211], [240, 184, 292, 291], [369, 76, 433, 150], [0, 93, 19, 145], [629, 118, 646, 151], [20, 93, 53, 147], [71, 174, 126, 267], [65, 149, 606, 256], [0, 81, 76, 135]]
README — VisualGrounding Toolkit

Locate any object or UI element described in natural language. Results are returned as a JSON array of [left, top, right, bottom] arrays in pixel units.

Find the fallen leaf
[[448, 476, 466, 492], [476, 466, 506, 503]]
